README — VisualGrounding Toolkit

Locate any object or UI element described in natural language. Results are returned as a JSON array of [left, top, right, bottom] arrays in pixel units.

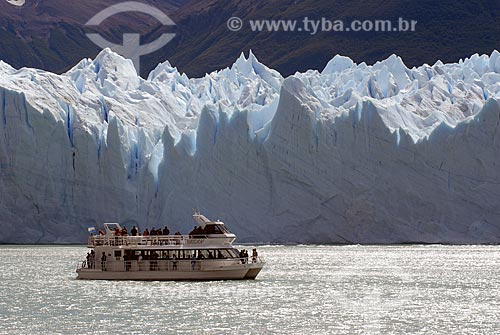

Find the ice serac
[[0, 49, 500, 243]]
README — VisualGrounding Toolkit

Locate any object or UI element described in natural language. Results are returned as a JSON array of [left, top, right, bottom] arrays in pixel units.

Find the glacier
[[1, 49, 500, 243]]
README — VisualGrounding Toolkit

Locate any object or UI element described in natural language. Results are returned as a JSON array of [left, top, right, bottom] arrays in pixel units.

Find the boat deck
[[76, 258, 264, 280]]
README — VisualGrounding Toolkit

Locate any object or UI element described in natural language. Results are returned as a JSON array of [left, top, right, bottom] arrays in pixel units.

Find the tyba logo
[[85, 1, 176, 73]]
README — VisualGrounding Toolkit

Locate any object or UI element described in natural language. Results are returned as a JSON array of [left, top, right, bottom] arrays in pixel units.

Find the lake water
[[0, 245, 499, 334]]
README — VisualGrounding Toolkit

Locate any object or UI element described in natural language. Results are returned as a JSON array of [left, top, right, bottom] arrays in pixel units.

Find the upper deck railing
[[88, 234, 236, 248]]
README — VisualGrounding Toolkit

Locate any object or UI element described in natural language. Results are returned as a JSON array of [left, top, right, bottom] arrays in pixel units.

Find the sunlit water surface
[[0, 245, 499, 334]]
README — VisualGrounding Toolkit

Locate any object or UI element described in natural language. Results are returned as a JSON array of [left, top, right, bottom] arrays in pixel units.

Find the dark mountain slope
[[0, 0, 499, 77]]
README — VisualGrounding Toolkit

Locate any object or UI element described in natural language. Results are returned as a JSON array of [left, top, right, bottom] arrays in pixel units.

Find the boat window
[[180, 250, 187, 259], [216, 224, 229, 234], [114, 250, 121, 260], [214, 249, 232, 259], [203, 225, 216, 234], [171, 250, 179, 259], [203, 224, 227, 234], [228, 249, 240, 258], [198, 250, 209, 259]]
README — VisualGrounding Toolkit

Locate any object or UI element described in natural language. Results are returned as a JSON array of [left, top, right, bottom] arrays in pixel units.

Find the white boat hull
[[76, 261, 264, 280], [77, 263, 263, 281]]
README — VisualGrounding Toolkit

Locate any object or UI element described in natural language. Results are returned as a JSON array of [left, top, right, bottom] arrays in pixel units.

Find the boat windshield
[[203, 224, 229, 234]]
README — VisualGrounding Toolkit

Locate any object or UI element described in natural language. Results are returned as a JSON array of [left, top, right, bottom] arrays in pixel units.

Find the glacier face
[[0, 49, 500, 243]]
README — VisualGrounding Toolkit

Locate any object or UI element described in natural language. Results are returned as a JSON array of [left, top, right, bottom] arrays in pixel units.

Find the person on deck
[[252, 249, 258, 263], [124, 253, 130, 271], [101, 252, 107, 271], [191, 252, 196, 271], [172, 254, 178, 271], [86, 252, 91, 268], [90, 250, 95, 268]]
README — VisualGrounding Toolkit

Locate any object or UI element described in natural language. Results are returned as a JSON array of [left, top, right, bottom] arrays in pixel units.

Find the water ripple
[[0, 245, 499, 334]]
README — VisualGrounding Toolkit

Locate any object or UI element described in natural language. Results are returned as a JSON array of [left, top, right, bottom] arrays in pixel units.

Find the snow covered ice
[[0, 48, 500, 243]]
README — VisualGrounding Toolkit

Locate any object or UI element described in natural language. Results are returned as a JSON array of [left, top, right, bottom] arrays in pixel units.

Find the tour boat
[[76, 212, 264, 280]]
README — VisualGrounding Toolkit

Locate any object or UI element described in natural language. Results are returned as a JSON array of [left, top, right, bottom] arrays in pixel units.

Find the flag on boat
[[88, 227, 97, 235]]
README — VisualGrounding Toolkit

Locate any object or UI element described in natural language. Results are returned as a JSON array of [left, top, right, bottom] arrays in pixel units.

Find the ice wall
[[0, 49, 499, 243]]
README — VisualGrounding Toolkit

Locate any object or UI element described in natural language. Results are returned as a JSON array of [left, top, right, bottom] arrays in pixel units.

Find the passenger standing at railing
[[162, 226, 170, 235], [90, 250, 95, 269], [252, 249, 258, 263], [151, 228, 158, 245], [86, 252, 91, 269], [101, 252, 107, 271], [172, 254, 178, 271], [174, 231, 182, 245], [143, 228, 149, 236], [131, 226, 138, 236], [191, 253, 196, 270], [239, 250, 246, 264], [240, 249, 248, 264], [124, 253, 130, 271]]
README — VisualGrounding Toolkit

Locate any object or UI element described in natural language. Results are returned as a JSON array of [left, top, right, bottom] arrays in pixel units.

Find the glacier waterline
[[0, 50, 500, 242], [0, 245, 499, 335]]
